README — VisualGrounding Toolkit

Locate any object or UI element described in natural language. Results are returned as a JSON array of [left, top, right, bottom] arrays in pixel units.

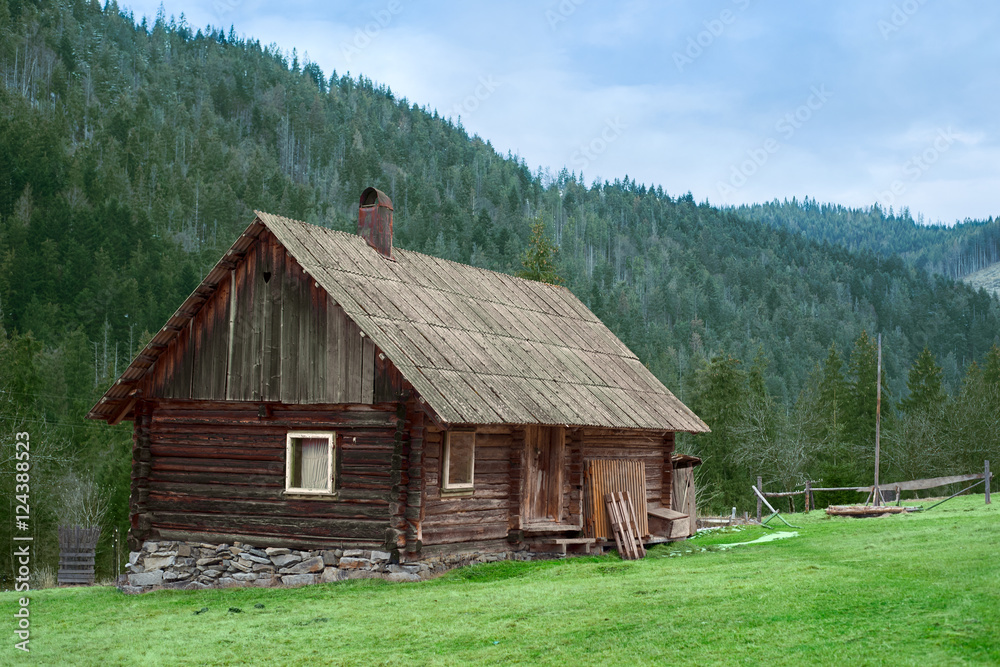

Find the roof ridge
[[257, 209, 573, 290], [256, 209, 592, 321]]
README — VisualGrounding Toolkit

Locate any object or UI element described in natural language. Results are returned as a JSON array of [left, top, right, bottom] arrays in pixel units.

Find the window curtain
[[299, 438, 329, 490]]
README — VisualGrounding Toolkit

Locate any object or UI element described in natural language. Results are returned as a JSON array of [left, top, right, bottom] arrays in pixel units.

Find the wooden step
[[551, 538, 597, 545], [522, 521, 582, 534], [529, 537, 597, 555]]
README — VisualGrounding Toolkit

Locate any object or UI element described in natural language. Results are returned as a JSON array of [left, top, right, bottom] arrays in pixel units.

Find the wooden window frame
[[442, 429, 476, 492], [284, 431, 336, 497]]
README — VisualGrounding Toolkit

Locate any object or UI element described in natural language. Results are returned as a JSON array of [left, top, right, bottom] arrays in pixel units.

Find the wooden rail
[[755, 462, 993, 520]]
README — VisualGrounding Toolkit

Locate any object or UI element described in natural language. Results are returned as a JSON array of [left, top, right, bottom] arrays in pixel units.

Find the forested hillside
[[1, 0, 999, 582], [732, 199, 1000, 280]]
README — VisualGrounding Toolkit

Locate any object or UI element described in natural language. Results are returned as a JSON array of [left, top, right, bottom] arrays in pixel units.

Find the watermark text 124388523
[[13, 430, 31, 652]]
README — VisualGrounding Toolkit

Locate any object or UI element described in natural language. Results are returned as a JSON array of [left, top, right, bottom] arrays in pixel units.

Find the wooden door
[[671, 466, 697, 537], [524, 426, 565, 524]]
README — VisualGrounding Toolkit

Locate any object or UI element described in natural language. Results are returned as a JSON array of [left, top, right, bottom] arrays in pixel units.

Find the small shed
[[89, 188, 708, 583]]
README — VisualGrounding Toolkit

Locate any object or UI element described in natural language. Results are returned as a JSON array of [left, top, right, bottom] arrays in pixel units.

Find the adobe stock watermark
[[875, 127, 957, 208], [571, 117, 627, 171], [717, 85, 832, 198], [546, 0, 586, 30], [450, 75, 501, 120], [211, 0, 243, 23], [878, 0, 928, 39], [674, 0, 751, 72], [340, 0, 404, 64], [12, 430, 32, 652]]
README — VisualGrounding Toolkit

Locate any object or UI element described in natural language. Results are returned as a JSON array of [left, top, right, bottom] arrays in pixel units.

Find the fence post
[[804, 481, 812, 512], [986, 460, 991, 505], [756, 476, 762, 522]]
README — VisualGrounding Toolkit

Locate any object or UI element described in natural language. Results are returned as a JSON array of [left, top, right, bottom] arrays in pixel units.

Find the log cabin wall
[[145, 230, 404, 405], [420, 426, 514, 551], [133, 399, 402, 551], [564, 429, 584, 528], [580, 429, 674, 510]]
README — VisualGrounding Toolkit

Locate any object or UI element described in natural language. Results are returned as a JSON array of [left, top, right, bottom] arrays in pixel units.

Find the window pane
[[289, 441, 302, 488], [448, 432, 475, 486], [299, 437, 329, 490]]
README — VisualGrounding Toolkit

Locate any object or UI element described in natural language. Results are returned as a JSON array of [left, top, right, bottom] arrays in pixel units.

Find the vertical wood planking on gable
[[190, 275, 230, 400], [162, 322, 194, 399], [314, 282, 330, 402], [279, 246, 302, 402], [228, 245, 254, 401], [347, 320, 363, 404], [373, 345, 404, 403], [361, 336, 375, 404], [296, 268, 310, 402], [327, 302, 345, 403], [246, 239, 267, 401], [259, 242, 271, 401], [149, 233, 379, 407], [262, 235, 283, 401], [225, 270, 236, 401]]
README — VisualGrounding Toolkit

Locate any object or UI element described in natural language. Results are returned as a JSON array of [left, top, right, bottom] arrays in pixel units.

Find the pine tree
[[517, 218, 563, 284]]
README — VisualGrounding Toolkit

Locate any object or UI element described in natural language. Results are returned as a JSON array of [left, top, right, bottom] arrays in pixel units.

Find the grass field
[[3, 495, 998, 666]]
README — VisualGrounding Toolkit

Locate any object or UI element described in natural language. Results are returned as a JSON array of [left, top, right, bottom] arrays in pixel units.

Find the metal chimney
[[358, 187, 394, 259]]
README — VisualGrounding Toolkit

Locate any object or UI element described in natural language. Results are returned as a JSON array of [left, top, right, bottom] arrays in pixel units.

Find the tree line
[[684, 333, 1000, 512]]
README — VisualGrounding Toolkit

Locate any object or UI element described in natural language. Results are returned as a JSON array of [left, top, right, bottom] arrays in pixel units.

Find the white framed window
[[442, 430, 475, 490], [285, 432, 335, 495]]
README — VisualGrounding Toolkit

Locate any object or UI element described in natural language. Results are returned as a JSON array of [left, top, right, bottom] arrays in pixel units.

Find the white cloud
[[119, 0, 1000, 223]]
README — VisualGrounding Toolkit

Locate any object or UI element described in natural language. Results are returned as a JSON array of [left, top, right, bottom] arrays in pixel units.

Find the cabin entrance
[[523, 426, 565, 525]]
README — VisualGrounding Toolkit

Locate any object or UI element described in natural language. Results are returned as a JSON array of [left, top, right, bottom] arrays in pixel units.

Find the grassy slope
[[3, 496, 998, 666]]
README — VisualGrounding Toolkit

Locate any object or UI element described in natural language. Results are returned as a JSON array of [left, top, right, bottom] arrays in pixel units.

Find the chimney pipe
[[358, 187, 394, 259]]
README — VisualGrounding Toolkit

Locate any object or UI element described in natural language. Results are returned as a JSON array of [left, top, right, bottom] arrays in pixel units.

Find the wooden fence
[[58, 525, 101, 586], [755, 460, 992, 521]]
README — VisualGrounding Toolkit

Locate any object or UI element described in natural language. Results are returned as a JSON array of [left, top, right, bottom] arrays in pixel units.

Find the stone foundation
[[121, 540, 540, 593]]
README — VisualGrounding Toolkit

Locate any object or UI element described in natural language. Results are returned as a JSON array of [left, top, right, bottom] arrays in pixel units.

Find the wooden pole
[[986, 460, 991, 505], [805, 481, 812, 512], [874, 333, 882, 506], [756, 476, 763, 522], [752, 485, 778, 514]]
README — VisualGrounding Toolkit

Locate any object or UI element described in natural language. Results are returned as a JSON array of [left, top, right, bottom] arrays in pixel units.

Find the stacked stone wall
[[122, 540, 543, 593]]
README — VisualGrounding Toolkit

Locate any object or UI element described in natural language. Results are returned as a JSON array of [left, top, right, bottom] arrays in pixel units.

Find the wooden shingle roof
[[89, 211, 708, 432], [261, 212, 706, 432]]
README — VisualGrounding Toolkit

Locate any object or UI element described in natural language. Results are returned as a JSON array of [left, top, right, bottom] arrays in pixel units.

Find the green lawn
[[3, 496, 998, 666]]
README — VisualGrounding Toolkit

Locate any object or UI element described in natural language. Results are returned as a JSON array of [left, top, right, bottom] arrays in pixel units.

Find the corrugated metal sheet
[[583, 459, 649, 539], [89, 210, 709, 433]]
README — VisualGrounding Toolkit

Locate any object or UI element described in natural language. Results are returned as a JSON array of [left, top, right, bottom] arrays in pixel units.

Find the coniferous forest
[[1, 1, 999, 582]]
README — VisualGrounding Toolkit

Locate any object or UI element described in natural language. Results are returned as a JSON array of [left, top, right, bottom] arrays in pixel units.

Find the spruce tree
[[517, 218, 563, 284], [844, 330, 891, 481], [900, 347, 947, 415], [687, 354, 749, 511]]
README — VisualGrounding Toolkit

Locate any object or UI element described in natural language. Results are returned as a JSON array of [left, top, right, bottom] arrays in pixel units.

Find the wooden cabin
[[89, 187, 708, 574]]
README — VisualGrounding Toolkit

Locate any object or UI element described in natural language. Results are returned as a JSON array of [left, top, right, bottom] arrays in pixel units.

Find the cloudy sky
[[126, 0, 999, 224]]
